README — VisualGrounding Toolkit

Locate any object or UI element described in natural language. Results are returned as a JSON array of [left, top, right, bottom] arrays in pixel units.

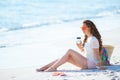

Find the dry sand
[[0, 27, 120, 80]]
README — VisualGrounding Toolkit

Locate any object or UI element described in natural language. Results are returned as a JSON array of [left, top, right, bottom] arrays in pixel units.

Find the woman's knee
[[63, 49, 72, 56], [66, 49, 75, 56], [67, 49, 73, 54], [68, 49, 74, 52]]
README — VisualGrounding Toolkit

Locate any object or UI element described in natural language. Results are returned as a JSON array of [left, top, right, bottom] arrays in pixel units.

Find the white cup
[[76, 37, 81, 44]]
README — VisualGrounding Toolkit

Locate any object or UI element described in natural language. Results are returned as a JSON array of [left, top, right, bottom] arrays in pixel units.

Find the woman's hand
[[76, 41, 82, 48], [76, 41, 84, 51]]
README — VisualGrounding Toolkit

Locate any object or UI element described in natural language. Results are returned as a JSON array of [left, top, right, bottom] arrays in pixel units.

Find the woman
[[36, 20, 106, 72]]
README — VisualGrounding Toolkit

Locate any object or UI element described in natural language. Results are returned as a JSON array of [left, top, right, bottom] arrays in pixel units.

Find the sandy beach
[[1, 0, 120, 80], [0, 65, 120, 80], [0, 16, 120, 80]]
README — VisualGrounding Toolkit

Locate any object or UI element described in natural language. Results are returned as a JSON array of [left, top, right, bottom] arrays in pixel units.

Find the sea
[[0, 0, 120, 68], [0, 0, 120, 32]]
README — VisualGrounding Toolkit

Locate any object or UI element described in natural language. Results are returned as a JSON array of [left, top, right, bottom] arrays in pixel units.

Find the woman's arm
[[93, 48, 101, 66], [76, 41, 84, 52], [93, 48, 106, 70]]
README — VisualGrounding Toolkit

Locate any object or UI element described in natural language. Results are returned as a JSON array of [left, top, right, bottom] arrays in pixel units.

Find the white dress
[[84, 36, 99, 68]]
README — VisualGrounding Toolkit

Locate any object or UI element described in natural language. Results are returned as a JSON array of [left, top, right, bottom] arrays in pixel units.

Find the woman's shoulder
[[90, 36, 98, 42], [91, 36, 97, 39]]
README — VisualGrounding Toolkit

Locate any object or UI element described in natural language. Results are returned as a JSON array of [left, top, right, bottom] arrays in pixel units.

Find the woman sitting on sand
[[36, 20, 106, 72]]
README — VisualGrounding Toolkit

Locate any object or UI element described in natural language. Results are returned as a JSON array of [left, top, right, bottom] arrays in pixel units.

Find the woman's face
[[81, 23, 91, 36]]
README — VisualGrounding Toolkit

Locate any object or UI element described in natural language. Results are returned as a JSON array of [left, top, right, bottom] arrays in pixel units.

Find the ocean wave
[[2, 17, 92, 32], [0, 28, 9, 32], [1, 6, 120, 33], [0, 0, 120, 33], [116, 9, 120, 14], [96, 8, 120, 17], [97, 11, 114, 17], [0, 15, 114, 33]]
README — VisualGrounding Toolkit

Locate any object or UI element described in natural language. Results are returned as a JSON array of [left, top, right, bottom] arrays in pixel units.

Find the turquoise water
[[0, 0, 120, 31]]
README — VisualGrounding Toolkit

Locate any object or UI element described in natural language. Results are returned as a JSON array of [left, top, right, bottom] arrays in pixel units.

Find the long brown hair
[[82, 20, 102, 52]]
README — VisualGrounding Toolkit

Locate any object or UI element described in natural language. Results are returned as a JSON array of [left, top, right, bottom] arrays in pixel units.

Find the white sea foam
[[0, 28, 8, 32]]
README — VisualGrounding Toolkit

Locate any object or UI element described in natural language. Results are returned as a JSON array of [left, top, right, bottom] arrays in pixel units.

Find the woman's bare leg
[[36, 59, 58, 72], [45, 49, 88, 72]]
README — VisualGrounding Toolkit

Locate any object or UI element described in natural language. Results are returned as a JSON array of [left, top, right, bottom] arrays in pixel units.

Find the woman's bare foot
[[44, 67, 57, 72], [36, 66, 48, 72], [36, 59, 58, 72]]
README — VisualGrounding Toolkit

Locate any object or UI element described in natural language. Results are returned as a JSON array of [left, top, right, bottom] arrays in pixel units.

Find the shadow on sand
[[56, 65, 120, 72]]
